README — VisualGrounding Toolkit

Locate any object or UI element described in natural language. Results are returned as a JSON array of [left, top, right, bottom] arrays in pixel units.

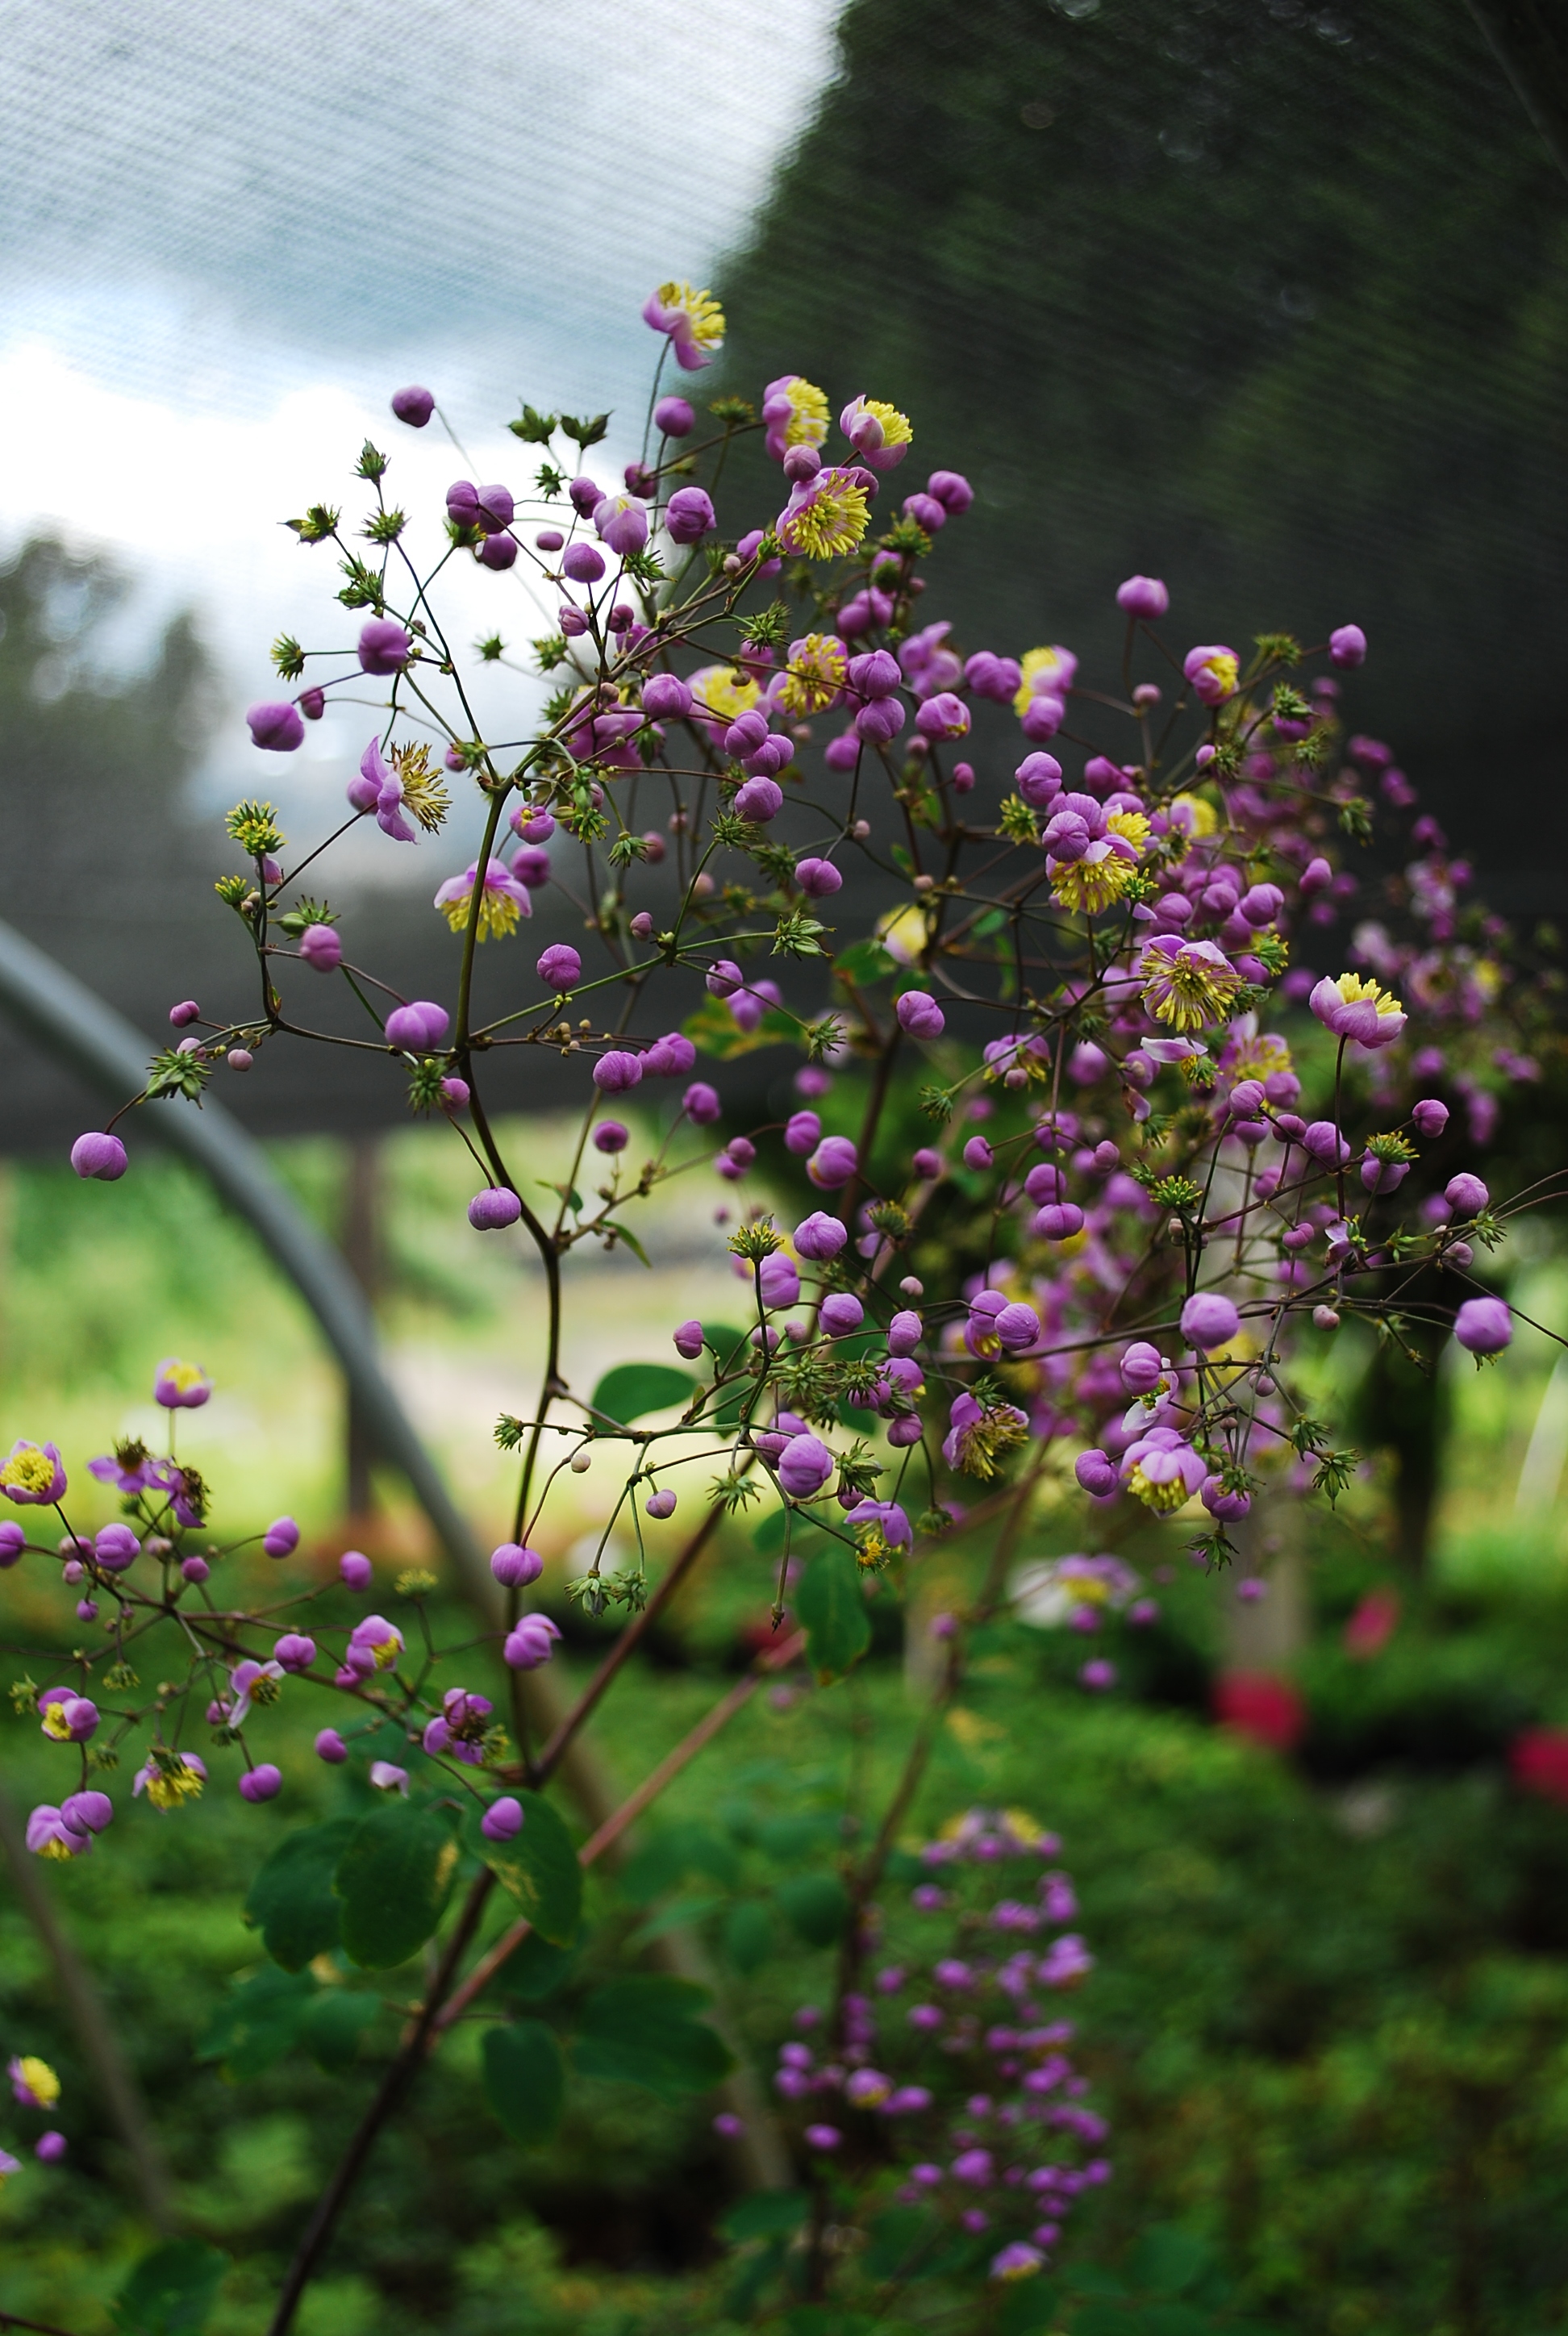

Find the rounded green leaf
[[333, 1804, 460, 1969], [482, 2019, 565, 2146], [589, 1362, 696, 1425], [298, 1990, 381, 2074], [794, 1545, 872, 1682], [723, 1899, 777, 1975], [573, 1975, 732, 2096], [243, 1819, 357, 1970], [778, 1871, 851, 1948], [466, 1792, 582, 1945]]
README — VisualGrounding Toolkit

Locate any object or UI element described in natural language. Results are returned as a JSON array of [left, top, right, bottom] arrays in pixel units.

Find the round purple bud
[[665, 486, 715, 544], [1445, 1173, 1489, 1216], [1180, 1292, 1241, 1350], [247, 700, 305, 752], [795, 857, 843, 898], [239, 1765, 282, 1804], [315, 1729, 348, 1764], [482, 1796, 524, 1842], [1116, 575, 1170, 618], [1411, 1098, 1449, 1138], [1329, 624, 1367, 668], [683, 1082, 722, 1125], [299, 923, 342, 972], [536, 944, 581, 991], [594, 1121, 629, 1153], [339, 1550, 373, 1590], [593, 1049, 644, 1094], [70, 1132, 127, 1182], [655, 396, 695, 438], [1454, 1296, 1511, 1354], [490, 1543, 544, 1589], [391, 385, 435, 428], [808, 1137, 858, 1190], [469, 1187, 523, 1231], [562, 543, 606, 584], [357, 619, 412, 675], [263, 1516, 300, 1559], [820, 1292, 865, 1337], [274, 1633, 315, 1672]]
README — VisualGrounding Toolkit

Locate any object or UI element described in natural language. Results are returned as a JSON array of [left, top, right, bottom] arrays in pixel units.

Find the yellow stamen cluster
[[1013, 645, 1074, 717], [688, 665, 761, 727], [778, 633, 849, 716], [952, 1408, 1031, 1481], [1141, 946, 1245, 1033], [857, 396, 911, 448], [1051, 844, 1136, 917], [655, 282, 725, 354], [1334, 971, 1403, 1019], [392, 743, 449, 833], [0, 1447, 54, 1498], [439, 882, 523, 942], [778, 473, 871, 561], [776, 377, 829, 448], [1126, 1463, 1191, 1513], [40, 1703, 77, 1742], [143, 1760, 205, 1812], [14, 2059, 59, 2109]]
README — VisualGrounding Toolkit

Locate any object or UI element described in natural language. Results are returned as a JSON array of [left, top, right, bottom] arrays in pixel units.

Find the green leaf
[[467, 1792, 582, 1945], [832, 937, 897, 985], [600, 1220, 652, 1267], [333, 1804, 460, 1969], [723, 1899, 777, 1975], [862, 2206, 938, 2281], [1126, 2228, 1214, 2300], [482, 2018, 566, 2147], [114, 2240, 228, 2335], [197, 1967, 312, 2079], [298, 1990, 381, 2074], [573, 1975, 732, 2096], [626, 1894, 727, 1952], [777, 1871, 851, 1948], [243, 1819, 357, 1970], [1074, 2312, 1137, 2336], [498, 1931, 577, 2003], [589, 1362, 697, 1425], [619, 1824, 742, 1904], [794, 1545, 871, 1682], [719, 2188, 810, 2242], [997, 2282, 1062, 2336]]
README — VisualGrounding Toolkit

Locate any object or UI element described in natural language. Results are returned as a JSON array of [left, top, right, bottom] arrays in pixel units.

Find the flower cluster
[[771, 1810, 1107, 2288]]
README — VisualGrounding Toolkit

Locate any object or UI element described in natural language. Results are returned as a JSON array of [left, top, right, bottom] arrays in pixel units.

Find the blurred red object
[[1511, 1727, 1568, 1804], [1212, 1671, 1306, 1752], [1343, 1587, 1401, 1660]]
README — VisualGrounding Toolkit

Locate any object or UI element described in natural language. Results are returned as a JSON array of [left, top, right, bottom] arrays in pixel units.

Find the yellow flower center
[[162, 1361, 206, 1395], [778, 378, 828, 448], [40, 1702, 75, 1742], [779, 474, 871, 562], [654, 282, 725, 352], [1127, 1464, 1191, 1513], [1334, 971, 1403, 1019], [1051, 843, 1135, 916], [15, 2058, 59, 2108], [144, 1762, 204, 1812], [778, 633, 848, 715], [858, 396, 911, 448], [689, 666, 761, 727], [1013, 645, 1074, 717], [0, 1448, 54, 1497]]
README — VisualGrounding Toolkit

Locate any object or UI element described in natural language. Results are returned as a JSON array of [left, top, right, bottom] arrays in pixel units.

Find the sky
[[0, 0, 842, 852]]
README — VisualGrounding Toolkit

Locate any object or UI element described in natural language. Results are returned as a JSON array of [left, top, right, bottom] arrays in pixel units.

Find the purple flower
[[35, 2131, 67, 2164], [275, 1633, 315, 1672], [155, 1358, 211, 1410], [759, 1253, 801, 1311], [504, 1614, 562, 1670], [1445, 1172, 1489, 1216], [1119, 1341, 1168, 1394], [794, 1212, 847, 1261], [315, 1729, 348, 1764], [1074, 1449, 1119, 1498], [670, 1320, 706, 1362], [446, 480, 515, 535], [1454, 1297, 1511, 1354], [683, 1081, 722, 1125], [642, 281, 725, 370], [991, 2242, 1046, 2282], [655, 395, 695, 437], [1116, 576, 1170, 619], [808, 1137, 858, 1190], [594, 1121, 629, 1155], [845, 1499, 911, 1554], [26, 1806, 92, 1860], [1179, 1292, 1241, 1350], [0, 1520, 24, 1566], [1182, 644, 1239, 704], [1411, 1098, 1449, 1138], [482, 1796, 524, 1843], [70, 1132, 127, 1182], [1309, 972, 1407, 1050], [645, 1488, 678, 1518], [369, 1762, 408, 1796], [804, 2123, 842, 2151], [593, 493, 648, 557], [357, 619, 412, 676], [641, 673, 692, 722], [593, 1049, 644, 1094], [298, 923, 342, 973], [1202, 1477, 1251, 1521], [469, 1187, 523, 1231], [38, 1688, 98, 1744], [434, 858, 532, 941], [664, 486, 715, 544], [258, 1515, 298, 1559], [340, 1550, 373, 1590], [795, 857, 842, 899], [778, 1434, 836, 1500], [391, 385, 435, 428], [1, 1442, 66, 1506], [1120, 1427, 1207, 1512], [348, 1614, 403, 1675], [642, 1033, 696, 1078], [896, 991, 946, 1039], [785, 1111, 822, 1157], [1330, 623, 1367, 668], [246, 700, 305, 753], [239, 1765, 282, 1804]]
